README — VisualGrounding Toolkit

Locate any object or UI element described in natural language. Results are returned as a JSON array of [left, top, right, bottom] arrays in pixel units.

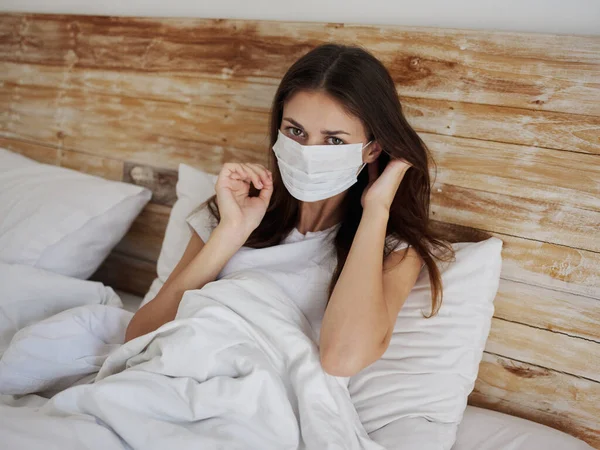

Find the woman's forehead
[[282, 90, 365, 136]]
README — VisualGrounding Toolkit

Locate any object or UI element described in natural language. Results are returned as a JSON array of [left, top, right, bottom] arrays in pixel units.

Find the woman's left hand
[[361, 159, 411, 212]]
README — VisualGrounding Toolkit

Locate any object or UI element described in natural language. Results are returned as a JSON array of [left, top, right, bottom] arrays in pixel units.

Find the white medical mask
[[272, 130, 372, 202]]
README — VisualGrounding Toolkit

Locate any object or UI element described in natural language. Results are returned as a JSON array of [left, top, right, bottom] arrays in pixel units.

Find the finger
[[241, 164, 264, 190], [242, 163, 266, 189], [222, 163, 249, 184], [258, 179, 274, 204], [247, 163, 272, 187]]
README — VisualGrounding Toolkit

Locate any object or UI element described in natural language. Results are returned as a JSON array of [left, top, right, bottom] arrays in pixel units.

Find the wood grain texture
[[0, 137, 124, 179], [3, 84, 598, 252], [494, 279, 600, 343], [91, 251, 156, 297], [1, 83, 269, 171], [3, 61, 599, 155], [431, 183, 600, 252], [0, 136, 59, 164], [425, 133, 600, 212], [114, 203, 170, 262], [472, 352, 600, 448], [487, 318, 599, 382], [60, 149, 123, 180], [1, 14, 599, 116], [2, 12, 599, 447], [432, 221, 600, 299]]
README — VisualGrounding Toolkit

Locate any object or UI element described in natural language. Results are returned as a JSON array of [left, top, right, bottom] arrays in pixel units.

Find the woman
[[125, 43, 453, 377]]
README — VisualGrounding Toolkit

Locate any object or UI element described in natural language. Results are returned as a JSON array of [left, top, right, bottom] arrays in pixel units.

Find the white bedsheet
[[0, 272, 382, 450]]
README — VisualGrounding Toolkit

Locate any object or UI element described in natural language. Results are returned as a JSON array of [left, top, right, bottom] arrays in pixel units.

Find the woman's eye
[[289, 127, 303, 137], [328, 137, 344, 145]]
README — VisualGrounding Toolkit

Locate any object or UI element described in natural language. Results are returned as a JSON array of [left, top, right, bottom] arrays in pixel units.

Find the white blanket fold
[[0, 272, 382, 450]]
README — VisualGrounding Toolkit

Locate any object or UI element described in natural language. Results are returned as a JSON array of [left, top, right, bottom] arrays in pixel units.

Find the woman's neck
[[296, 191, 346, 234]]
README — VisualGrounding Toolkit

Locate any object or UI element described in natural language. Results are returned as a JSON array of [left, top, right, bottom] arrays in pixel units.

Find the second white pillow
[[349, 237, 503, 437]]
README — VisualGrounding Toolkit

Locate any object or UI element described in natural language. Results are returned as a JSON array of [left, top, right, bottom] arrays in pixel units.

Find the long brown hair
[[206, 43, 454, 317]]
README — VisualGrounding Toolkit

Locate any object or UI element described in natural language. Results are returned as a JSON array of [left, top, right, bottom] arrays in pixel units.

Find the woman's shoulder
[[385, 233, 427, 270]]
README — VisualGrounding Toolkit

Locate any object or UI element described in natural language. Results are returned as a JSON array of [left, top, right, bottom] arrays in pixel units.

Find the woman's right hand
[[215, 163, 273, 240]]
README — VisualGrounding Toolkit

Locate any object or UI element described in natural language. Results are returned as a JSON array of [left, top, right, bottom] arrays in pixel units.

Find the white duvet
[[0, 268, 382, 450]]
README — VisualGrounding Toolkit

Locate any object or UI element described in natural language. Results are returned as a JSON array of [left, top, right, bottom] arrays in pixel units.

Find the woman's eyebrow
[[320, 128, 350, 136], [283, 117, 350, 136], [283, 117, 305, 130]]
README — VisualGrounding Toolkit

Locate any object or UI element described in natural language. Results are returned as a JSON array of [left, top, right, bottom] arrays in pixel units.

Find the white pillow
[[368, 416, 458, 450], [0, 262, 122, 357], [453, 405, 594, 450], [0, 149, 151, 279], [349, 238, 503, 444], [369, 405, 594, 450], [140, 163, 217, 307]]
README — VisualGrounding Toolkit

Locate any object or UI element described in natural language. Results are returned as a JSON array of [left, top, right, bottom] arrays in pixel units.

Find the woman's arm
[[319, 206, 422, 376], [124, 224, 246, 342], [125, 162, 273, 343], [320, 159, 422, 377]]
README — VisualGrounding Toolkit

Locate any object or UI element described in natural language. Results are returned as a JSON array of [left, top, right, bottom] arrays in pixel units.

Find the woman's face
[[280, 90, 379, 163]]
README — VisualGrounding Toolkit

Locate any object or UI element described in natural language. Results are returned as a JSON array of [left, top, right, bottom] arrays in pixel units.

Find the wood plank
[[0, 83, 270, 171], [494, 279, 600, 343], [406, 97, 600, 156], [59, 148, 123, 180], [1, 14, 600, 116], [1, 83, 65, 146], [431, 221, 600, 299], [91, 251, 156, 297], [4, 62, 599, 155], [0, 136, 58, 164], [471, 353, 600, 448], [424, 133, 600, 212], [486, 318, 600, 382], [431, 182, 600, 253], [0, 137, 123, 181], [0, 61, 275, 113], [499, 235, 600, 298], [114, 203, 170, 262]]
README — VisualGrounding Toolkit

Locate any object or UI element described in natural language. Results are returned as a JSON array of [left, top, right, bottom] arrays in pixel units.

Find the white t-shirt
[[186, 206, 408, 342]]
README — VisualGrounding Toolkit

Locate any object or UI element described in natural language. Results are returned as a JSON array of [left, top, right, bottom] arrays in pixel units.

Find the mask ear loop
[[356, 140, 373, 176], [356, 162, 367, 177], [357, 141, 407, 175]]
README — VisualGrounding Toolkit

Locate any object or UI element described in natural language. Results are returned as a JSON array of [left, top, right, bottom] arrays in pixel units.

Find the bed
[[0, 12, 598, 450]]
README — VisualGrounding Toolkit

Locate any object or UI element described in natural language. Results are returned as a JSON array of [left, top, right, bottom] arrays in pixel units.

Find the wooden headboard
[[1, 13, 598, 447]]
